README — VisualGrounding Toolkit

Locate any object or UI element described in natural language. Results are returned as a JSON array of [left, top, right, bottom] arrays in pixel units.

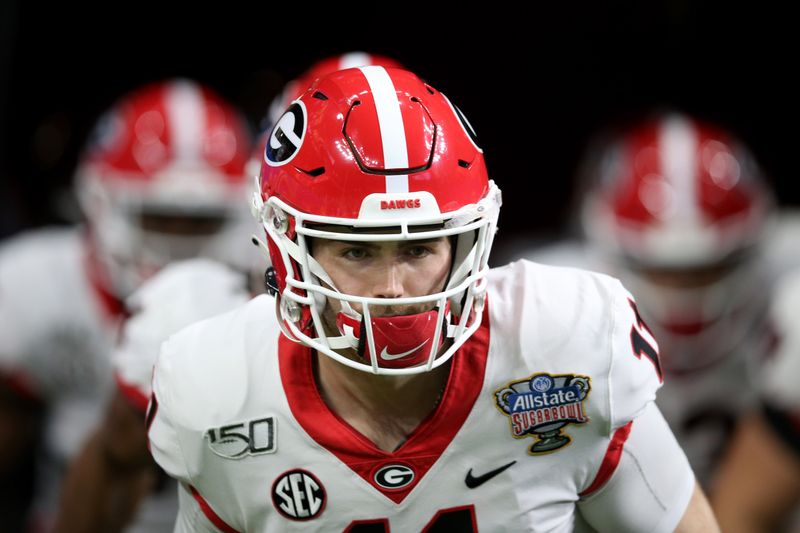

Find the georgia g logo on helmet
[[265, 101, 307, 167]]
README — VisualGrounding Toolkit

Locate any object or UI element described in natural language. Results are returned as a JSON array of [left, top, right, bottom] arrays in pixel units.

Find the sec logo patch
[[271, 469, 326, 521]]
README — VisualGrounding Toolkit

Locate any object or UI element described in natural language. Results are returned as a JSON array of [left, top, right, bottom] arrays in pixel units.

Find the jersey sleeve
[[147, 304, 253, 533], [147, 340, 192, 484], [114, 259, 251, 412], [607, 279, 664, 433], [578, 401, 695, 532], [114, 310, 160, 412], [576, 276, 693, 528], [0, 233, 71, 399], [173, 482, 240, 533]]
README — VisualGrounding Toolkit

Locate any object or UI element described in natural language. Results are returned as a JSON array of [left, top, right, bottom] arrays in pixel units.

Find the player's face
[[138, 209, 228, 237], [312, 237, 452, 318], [633, 260, 736, 290]]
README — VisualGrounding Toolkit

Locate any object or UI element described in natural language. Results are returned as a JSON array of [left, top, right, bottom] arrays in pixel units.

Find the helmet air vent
[[300, 166, 326, 177]]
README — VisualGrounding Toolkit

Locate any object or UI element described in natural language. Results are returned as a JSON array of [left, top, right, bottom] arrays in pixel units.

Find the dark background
[[1, 2, 797, 259]]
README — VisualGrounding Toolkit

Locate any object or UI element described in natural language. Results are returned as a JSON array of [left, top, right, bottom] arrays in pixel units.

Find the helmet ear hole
[[265, 236, 290, 294]]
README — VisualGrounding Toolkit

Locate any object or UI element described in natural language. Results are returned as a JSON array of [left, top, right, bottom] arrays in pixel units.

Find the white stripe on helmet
[[166, 80, 205, 164], [661, 115, 700, 223], [359, 66, 409, 193]]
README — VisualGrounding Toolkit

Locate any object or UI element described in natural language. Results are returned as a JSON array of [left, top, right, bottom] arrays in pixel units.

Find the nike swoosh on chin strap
[[464, 460, 517, 489], [379, 340, 429, 361]]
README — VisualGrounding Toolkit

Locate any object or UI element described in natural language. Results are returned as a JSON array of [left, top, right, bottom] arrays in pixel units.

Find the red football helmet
[[76, 79, 253, 298], [253, 67, 500, 375], [582, 113, 774, 371]]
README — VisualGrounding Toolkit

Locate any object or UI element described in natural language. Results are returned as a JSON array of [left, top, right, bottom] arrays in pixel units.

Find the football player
[[147, 67, 718, 531], [516, 113, 798, 486], [0, 79, 254, 532]]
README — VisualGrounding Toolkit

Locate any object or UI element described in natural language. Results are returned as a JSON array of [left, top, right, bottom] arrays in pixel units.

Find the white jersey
[[115, 258, 252, 408], [0, 227, 117, 409], [758, 269, 800, 458], [149, 261, 694, 532], [0, 227, 120, 530], [0, 228, 213, 533], [763, 269, 800, 413], [514, 210, 800, 485]]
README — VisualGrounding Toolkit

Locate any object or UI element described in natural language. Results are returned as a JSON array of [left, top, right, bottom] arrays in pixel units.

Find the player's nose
[[371, 261, 405, 300]]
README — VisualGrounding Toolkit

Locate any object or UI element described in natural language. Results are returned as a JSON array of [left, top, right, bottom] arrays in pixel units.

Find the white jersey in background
[[0, 229, 244, 533], [115, 258, 252, 409], [0, 227, 119, 531], [763, 267, 800, 420], [148, 261, 694, 532]]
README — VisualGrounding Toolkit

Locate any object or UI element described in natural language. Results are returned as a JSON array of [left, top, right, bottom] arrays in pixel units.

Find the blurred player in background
[[0, 79, 255, 533], [712, 268, 800, 532], [55, 52, 401, 533], [56, 259, 252, 533], [515, 112, 800, 486]]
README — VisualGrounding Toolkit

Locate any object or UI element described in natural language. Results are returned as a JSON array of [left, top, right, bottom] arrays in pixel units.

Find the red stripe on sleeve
[[579, 421, 633, 497], [189, 485, 241, 533], [114, 372, 149, 413]]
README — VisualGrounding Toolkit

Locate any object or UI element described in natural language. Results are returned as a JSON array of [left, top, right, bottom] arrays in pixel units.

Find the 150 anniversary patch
[[495, 373, 591, 454]]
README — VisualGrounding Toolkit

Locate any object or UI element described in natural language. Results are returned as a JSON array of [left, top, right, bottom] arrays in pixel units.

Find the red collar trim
[[279, 303, 490, 504], [114, 371, 149, 413]]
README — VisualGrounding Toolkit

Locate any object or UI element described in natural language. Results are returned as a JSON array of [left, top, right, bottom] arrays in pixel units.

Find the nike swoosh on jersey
[[464, 460, 517, 489], [379, 340, 428, 361]]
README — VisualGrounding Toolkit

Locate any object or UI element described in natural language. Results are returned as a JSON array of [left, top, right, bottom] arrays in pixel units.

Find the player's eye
[[405, 245, 432, 258], [342, 247, 370, 260]]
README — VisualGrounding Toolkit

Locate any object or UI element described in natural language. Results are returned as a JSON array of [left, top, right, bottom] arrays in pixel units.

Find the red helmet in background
[[76, 79, 254, 298], [582, 113, 774, 371], [253, 66, 500, 375]]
